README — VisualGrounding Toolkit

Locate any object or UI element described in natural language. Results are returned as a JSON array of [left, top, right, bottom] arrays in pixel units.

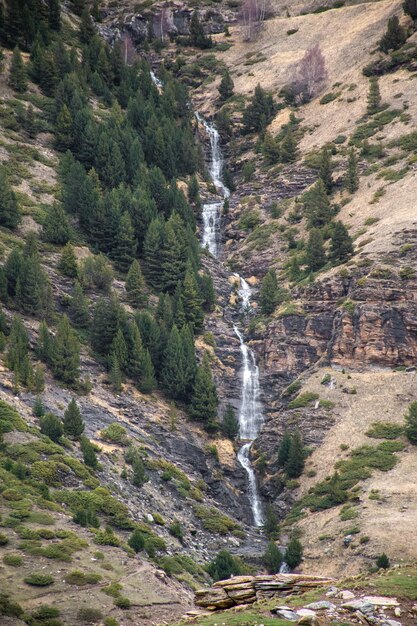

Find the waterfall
[[197, 114, 264, 527], [150, 71, 163, 89]]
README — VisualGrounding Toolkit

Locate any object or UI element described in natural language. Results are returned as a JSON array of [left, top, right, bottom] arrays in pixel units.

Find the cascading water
[[198, 114, 264, 527], [196, 113, 229, 257]]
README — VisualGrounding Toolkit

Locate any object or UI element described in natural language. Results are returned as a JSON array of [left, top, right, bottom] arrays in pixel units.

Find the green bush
[[0, 532, 9, 546], [206, 550, 246, 581], [288, 392, 319, 409], [104, 619, 119, 626], [0, 593, 23, 617], [101, 582, 123, 598], [366, 422, 404, 440], [31, 605, 60, 620], [193, 505, 242, 536], [282, 380, 302, 397], [169, 520, 184, 541], [24, 573, 54, 586], [376, 553, 390, 569], [77, 607, 103, 623], [100, 423, 128, 444], [3, 553, 23, 566], [144, 535, 166, 558], [128, 528, 145, 553], [66, 570, 102, 585], [114, 596, 131, 609], [320, 91, 341, 105]]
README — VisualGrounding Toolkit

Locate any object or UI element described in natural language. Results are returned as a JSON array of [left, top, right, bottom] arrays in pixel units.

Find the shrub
[[144, 535, 166, 558], [285, 537, 303, 569], [104, 619, 119, 626], [24, 573, 54, 586], [193, 505, 241, 535], [366, 422, 403, 440], [0, 532, 9, 546], [77, 607, 103, 623], [0, 593, 23, 617], [288, 392, 319, 409], [206, 550, 246, 581], [3, 553, 23, 566], [102, 582, 123, 597], [66, 570, 102, 585], [114, 596, 131, 609], [128, 528, 145, 553], [100, 423, 127, 444], [263, 541, 283, 574], [282, 380, 302, 397], [31, 605, 60, 620], [376, 553, 390, 569], [39, 413, 63, 443], [169, 520, 184, 541]]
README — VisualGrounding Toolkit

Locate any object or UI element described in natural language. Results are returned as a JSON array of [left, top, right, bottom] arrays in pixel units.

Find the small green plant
[[66, 570, 102, 585], [114, 596, 131, 609], [366, 422, 403, 440], [3, 553, 23, 566], [288, 392, 319, 409], [100, 423, 128, 444], [24, 573, 54, 586], [0, 532, 9, 546], [77, 607, 103, 623], [376, 552, 390, 569]]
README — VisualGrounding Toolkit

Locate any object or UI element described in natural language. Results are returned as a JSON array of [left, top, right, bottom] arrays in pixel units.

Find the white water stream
[[198, 116, 264, 527]]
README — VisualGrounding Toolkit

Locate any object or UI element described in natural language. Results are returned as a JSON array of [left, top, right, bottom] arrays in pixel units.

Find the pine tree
[[345, 148, 359, 193], [262, 132, 281, 165], [40, 413, 63, 443], [69, 281, 90, 328], [199, 273, 216, 312], [219, 69, 234, 101], [319, 147, 333, 193], [79, 7, 96, 43], [0, 169, 20, 228], [9, 47, 27, 93], [33, 396, 45, 417], [112, 212, 137, 273], [110, 327, 128, 371], [138, 348, 156, 394], [277, 432, 291, 467], [286, 431, 305, 479], [161, 216, 187, 293], [222, 404, 239, 440], [55, 104, 73, 151], [6, 316, 30, 384], [36, 320, 52, 364], [188, 174, 201, 210], [143, 217, 164, 289], [367, 77, 381, 115], [58, 243, 78, 278], [90, 296, 120, 356], [51, 315, 80, 385], [32, 365, 45, 393], [81, 436, 99, 468], [303, 179, 332, 228], [263, 542, 283, 574], [48, 0, 61, 30], [42, 203, 72, 244], [259, 269, 279, 315], [189, 354, 218, 429], [242, 84, 275, 134], [180, 323, 197, 397], [280, 127, 298, 163], [125, 260, 147, 308], [128, 528, 145, 552], [132, 456, 148, 487], [161, 324, 186, 399], [330, 221, 354, 263], [284, 537, 303, 569], [379, 16, 407, 53], [376, 553, 390, 570], [405, 401, 417, 444], [189, 11, 212, 49], [180, 266, 204, 331], [109, 354, 122, 393], [306, 228, 326, 272], [63, 398, 85, 438], [24, 104, 37, 138]]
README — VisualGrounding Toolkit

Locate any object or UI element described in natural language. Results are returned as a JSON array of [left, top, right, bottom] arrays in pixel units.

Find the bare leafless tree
[[291, 43, 328, 104], [239, 0, 271, 41]]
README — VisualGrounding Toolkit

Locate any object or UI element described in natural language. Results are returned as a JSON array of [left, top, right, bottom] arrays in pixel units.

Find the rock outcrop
[[195, 573, 335, 610]]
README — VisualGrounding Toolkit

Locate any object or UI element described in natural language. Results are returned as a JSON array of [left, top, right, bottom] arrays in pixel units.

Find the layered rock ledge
[[195, 573, 335, 610]]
